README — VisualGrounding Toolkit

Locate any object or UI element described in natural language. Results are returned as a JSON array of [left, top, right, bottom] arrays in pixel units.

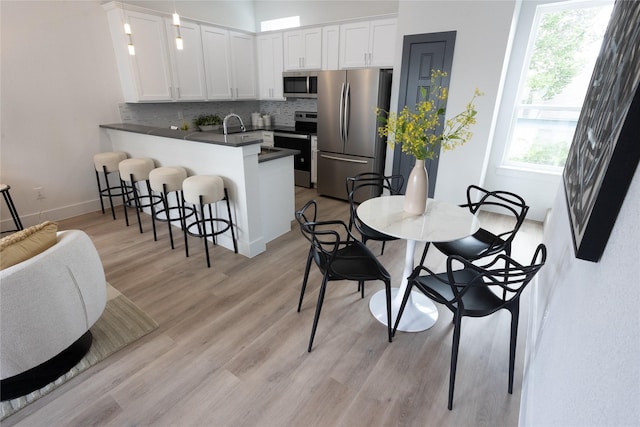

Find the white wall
[[0, 1, 123, 229], [389, 1, 517, 207], [253, 0, 398, 28], [520, 167, 640, 426], [122, 1, 256, 32]]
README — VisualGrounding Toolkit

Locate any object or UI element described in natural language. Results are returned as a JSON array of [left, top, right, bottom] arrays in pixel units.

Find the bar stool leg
[[95, 170, 106, 215], [200, 196, 212, 268], [224, 188, 238, 253], [146, 180, 158, 241], [1, 186, 24, 232], [102, 165, 118, 220]]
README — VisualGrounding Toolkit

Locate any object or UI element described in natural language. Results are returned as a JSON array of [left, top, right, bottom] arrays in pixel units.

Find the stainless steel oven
[[274, 111, 317, 188]]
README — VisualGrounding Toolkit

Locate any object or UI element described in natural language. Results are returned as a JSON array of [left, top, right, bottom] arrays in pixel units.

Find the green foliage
[[377, 70, 483, 160], [193, 114, 222, 126], [526, 8, 600, 101]]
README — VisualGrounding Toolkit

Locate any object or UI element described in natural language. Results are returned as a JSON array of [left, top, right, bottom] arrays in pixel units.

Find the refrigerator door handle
[[344, 82, 350, 142], [320, 154, 368, 164], [339, 82, 346, 145]]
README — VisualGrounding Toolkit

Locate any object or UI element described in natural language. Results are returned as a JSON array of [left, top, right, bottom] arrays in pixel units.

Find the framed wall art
[[563, 1, 640, 262]]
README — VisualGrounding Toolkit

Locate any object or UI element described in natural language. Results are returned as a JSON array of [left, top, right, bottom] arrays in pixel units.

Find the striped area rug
[[1, 284, 158, 420]]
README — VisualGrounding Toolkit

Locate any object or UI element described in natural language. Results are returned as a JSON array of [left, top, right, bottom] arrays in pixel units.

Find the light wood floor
[[4, 187, 543, 427]]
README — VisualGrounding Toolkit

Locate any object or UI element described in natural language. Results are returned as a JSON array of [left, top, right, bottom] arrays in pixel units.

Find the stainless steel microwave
[[283, 71, 318, 98]]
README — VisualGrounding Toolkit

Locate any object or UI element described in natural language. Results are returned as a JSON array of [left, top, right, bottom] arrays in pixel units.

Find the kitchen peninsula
[[100, 123, 297, 258]]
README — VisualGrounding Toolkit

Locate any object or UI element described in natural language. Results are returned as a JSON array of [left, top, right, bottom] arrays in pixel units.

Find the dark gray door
[[393, 31, 456, 196]]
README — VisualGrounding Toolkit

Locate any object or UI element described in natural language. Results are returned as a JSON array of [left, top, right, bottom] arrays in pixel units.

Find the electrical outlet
[[34, 187, 45, 200]]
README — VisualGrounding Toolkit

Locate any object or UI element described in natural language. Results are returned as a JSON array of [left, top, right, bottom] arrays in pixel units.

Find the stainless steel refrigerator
[[316, 68, 392, 201]]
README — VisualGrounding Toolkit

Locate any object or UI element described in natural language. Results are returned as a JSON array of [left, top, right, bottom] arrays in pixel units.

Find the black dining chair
[[296, 199, 393, 352], [393, 243, 547, 409], [420, 185, 529, 267], [346, 173, 404, 255]]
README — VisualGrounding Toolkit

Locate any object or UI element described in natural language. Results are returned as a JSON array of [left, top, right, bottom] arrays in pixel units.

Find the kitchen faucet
[[223, 113, 246, 135]]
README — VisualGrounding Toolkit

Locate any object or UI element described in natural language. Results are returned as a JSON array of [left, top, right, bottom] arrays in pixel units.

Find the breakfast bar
[[100, 124, 298, 258]]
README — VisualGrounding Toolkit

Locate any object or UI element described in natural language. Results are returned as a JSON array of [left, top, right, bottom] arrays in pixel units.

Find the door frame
[[392, 31, 456, 195]]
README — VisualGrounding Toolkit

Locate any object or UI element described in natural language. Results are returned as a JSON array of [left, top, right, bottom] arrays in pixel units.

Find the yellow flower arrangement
[[377, 70, 483, 160]]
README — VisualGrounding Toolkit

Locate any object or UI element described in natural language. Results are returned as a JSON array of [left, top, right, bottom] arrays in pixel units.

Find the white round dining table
[[357, 195, 480, 332]]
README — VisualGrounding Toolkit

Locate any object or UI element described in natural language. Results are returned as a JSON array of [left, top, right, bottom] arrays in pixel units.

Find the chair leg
[[380, 241, 386, 256], [200, 198, 211, 268], [508, 304, 520, 394], [102, 166, 117, 220], [297, 247, 313, 312], [95, 170, 106, 215], [129, 176, 143, 234], [385, 278, 392, 343], [119, 179, 130, 227], [162, 186, 175, 250], [146, 180, 157, 241], [419, 241, 431, 266], [183, 195, 190, 258], [222, 189, 238, 253], [308, 275, 329, 352], [392, 280, 414, 336], [448, 312, 462, 410], [359, 281, 365, 299]]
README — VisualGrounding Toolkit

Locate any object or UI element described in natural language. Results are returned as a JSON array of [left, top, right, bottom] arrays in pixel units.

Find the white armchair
[[1, 229, 107, 400]]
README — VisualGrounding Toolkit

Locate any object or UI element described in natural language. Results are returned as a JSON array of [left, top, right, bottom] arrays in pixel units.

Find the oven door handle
[[274, 132, 311, 140]]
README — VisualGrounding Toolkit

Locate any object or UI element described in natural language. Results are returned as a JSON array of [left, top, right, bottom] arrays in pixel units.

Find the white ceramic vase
[[403, 159, 428, 215]]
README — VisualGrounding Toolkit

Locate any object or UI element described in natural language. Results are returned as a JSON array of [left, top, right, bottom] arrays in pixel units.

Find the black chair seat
[[434, 228, 507, 260], [327, 243, 391, 281], [420, 185, 529, 266], [414, 269, 507, 316]]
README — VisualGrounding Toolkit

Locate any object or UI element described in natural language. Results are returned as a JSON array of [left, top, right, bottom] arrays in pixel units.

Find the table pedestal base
[[369, 287, 438, 332]]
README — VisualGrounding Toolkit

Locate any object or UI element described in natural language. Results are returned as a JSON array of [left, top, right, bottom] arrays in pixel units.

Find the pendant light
[[122, 2, 135, 55], [173, 4, 183, 50]]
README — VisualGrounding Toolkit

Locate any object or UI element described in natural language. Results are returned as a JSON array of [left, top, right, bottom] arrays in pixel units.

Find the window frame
[[495, 0, 614, 175]]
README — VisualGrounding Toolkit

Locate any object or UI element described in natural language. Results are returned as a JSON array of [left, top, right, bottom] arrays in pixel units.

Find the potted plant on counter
[[193, 114, 222, 131]]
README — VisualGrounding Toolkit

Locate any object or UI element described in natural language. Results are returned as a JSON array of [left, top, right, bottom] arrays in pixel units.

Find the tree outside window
[[504, 2, 613, 171]]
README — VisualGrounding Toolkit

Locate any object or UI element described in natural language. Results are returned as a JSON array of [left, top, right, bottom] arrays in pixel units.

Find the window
[[260, 16, 300, 32], [502, 1, 613, 171]]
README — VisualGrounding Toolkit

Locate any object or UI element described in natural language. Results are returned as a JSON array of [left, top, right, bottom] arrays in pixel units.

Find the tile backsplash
[[118, 99, 317, 129]]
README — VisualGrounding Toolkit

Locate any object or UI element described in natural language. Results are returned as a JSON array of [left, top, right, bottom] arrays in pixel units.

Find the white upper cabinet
[[201, 25, 233, 100], [106, 6, 173, 102], [201, 26, 257, 100], [322, 25, 340, 70], [164, 18, 207, 101], [229, 31, 257, 99], [283, 28, 322, 70], [257, 33, 285, 100], [339, 18, 396, 69]]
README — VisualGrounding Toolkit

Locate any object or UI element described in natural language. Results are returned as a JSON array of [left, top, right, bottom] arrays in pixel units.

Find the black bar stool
[[119, 158, 162, 236], [149, 166, 194, 250], [182, 175, 238, 268], [93, 151, 128, 220], [1, 184, 24, 234]]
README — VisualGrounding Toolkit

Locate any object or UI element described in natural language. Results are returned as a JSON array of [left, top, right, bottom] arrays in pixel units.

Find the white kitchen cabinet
[[164, 18, 207, 101], [322, 25, 340, 70], [201, 25, 233, 100], [257, 33, 285, 100], [339, 18, 396, 69], [283, 28, 322, 70], [229, 31, 257, 100], [201, 27, 256, 100], [105, 6, 173, 102]]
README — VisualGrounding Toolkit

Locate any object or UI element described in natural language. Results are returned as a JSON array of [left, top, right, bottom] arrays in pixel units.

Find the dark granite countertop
[[100, 123, 298, 163]]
